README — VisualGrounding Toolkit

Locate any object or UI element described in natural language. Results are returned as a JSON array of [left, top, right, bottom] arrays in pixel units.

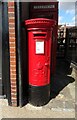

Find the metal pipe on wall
[[15, 1, 22, 107]]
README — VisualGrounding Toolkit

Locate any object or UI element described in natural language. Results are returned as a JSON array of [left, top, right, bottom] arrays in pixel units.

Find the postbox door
[[29, 31, 52, 86]]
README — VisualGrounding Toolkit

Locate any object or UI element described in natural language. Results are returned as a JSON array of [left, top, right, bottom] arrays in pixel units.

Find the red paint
[[25, 18, 56, 86]]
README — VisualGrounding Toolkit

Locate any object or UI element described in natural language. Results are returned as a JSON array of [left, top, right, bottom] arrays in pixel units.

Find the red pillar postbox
[[25, 18, 56, 106]]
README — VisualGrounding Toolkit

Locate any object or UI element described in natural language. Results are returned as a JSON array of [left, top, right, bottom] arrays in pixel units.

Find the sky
[[58, 1, 76, 26]]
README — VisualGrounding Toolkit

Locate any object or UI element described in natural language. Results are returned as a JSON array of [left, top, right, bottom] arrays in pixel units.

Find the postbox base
[[28, 84, 50, 106]]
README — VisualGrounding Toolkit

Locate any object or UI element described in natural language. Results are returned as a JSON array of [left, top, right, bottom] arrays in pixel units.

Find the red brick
[[9, 19, 15, 23], [10, 62, 16, 66], [9, 23, 15, 28], [11, 86, 17, 89], [11, 97, 17, 100], [10, 66, 16, 71], [11, 95, 17, 98], [10, 75, 16, 78], [8, 13, 15, 17], [8, 2, 14, 7], [10, 70, 16, 75], [11, 86, 17, 90], [10, 57, 16, 61], [11, 89, 17, 93], [10, 45, 16, 48], [10, 52, 16, 56], [10, 79, 16, 83], [9, 44, 16, 48], [11, 82, 17, 86], [8, 8, 14, 12], [11, 91, 17, 94], [10, 74, 16, 78], [10, 75, 16, 79], [11, 81, 16, 86], [9, 38, 16, 42], [9, 33, 15, 37], [10, 48, 16, 53], [9, 28, 15, 33]]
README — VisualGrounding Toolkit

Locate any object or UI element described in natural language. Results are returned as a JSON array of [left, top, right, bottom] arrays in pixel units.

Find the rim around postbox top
[[25, 18, 56, 30]]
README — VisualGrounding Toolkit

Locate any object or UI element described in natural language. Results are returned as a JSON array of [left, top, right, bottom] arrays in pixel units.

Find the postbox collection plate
[[36, 41, 44, 54]]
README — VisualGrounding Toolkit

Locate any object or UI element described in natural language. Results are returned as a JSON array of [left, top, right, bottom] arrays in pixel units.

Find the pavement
[[0, 59, 76, 119]]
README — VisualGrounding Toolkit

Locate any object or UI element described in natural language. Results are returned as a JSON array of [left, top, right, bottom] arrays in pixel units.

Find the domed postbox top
[[25, 18, 56, 30]]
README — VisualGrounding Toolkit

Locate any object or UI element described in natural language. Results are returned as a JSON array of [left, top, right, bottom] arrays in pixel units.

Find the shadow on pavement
[[50, 58, 75, 99]]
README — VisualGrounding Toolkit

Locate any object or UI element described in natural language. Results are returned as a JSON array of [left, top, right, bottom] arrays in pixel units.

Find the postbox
[[25, 18, 56, 106]]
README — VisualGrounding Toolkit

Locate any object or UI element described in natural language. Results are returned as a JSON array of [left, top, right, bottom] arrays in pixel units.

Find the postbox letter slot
[[33, 32, 47, 38], [34, 33, 46, 37]]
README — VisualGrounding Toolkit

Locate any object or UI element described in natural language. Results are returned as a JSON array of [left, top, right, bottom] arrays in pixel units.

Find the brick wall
[[8, 2, 17, 107]]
